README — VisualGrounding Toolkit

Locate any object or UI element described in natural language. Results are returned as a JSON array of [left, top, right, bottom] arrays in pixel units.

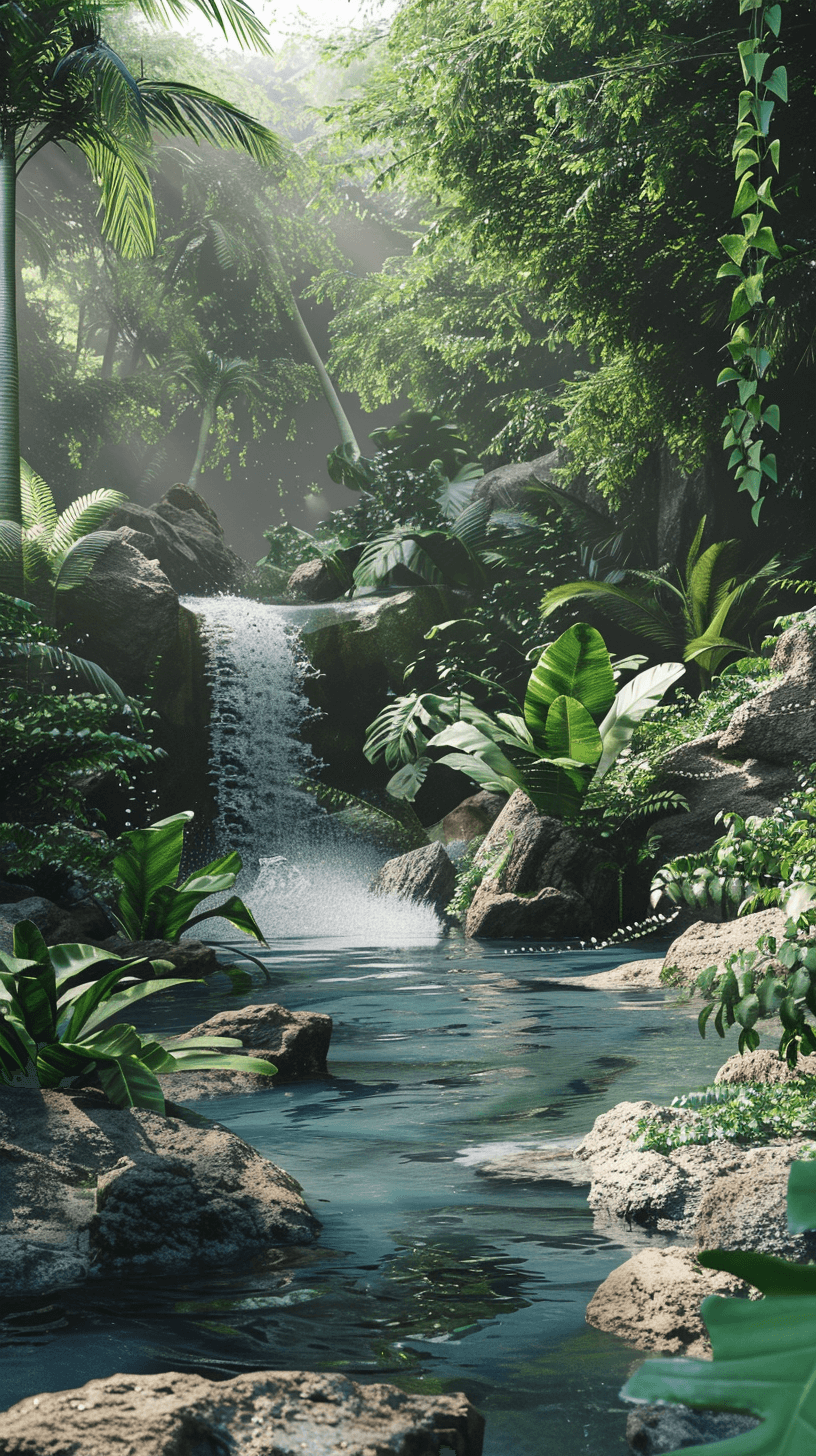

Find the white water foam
[[184, 594, 441, 946]]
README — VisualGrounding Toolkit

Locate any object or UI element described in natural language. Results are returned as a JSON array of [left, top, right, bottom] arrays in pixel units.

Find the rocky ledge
[[0, 1086, 319, 1298], [158, 1002, 332, 1100], [586, 1245, 752, 1357], [0, 1369, 486, 1456]]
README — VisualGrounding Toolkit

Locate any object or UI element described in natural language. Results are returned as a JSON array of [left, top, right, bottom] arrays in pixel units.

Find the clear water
[[1, 937, 730, 1451]]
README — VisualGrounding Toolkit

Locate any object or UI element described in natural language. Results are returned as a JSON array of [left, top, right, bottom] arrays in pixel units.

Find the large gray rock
[[288, 556, 342, 601], [464, 790, 619, 939], [576, 1098, 816, 1258], [99, 936, 221, 978], [718, 618, 816, 768], [158, 1002, 332, 1100], [626, 1403, 759, 1454], [0, 898, 61, 950], [648, 733, 797, 862], [57, 531, 179, 694], [436, 790, 507, 845], [107, 483, 244, 595], [473, 449, 561, 511], [586, 1246, 750, 1357], [0, 1369, 485, 1456], [0, 1087, 318, 1296], [661, 908, 787, 987], [370, 842, 456, 917]]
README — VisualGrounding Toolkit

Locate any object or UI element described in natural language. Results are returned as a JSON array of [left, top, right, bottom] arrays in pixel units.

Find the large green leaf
[[78, 978, 193, 1036], [429, 721, 527, 786], [57, 966, 132, 1039], [698, 1247, 816, 1297], [540, 579, 680, 653], [178, 850, 242, 890], [113, 812, 193, 937], [522, 758, 592, 818], [594, 661, 685, 779], [12, 920, 50, 966], [386, 756, 432, 802], [787, 1160, 816, 1233], [164, 1050, 277, 1076], [183, 894, 266, 944], [96, 1055, 166, 1113], [524, 624, 616, 743], [35, 1043, 94, 1088], [14, 970, 56, 1043], [623, 1292, 816, 1453], [544, 695, 603, 766], [434, 751, 518, 796], [49, 941, 128, 989]]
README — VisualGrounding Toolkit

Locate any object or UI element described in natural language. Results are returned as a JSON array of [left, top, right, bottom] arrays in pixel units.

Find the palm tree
[[0, 0, 280, 538], [169, 348, 264, 490]]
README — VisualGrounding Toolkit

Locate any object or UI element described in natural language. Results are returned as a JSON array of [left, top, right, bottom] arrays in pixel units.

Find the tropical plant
[[0, 919, 275, 1113], [635, 1080, 816, 1155], [692, 882, 816, 1063], [718, 0, 788, 524], [541, 517, 810, 689], [0, 461, 125, 598], [0, 0, 280, 541], [111, 810, 266, 944], [426, 623, 685, 818], [651, 777, 816, 920], [168, 348, 265, 490], [623, 1157, 816, 1451], [353, 498, 491, 591], [0, 590, 129, 705], [364, 688, 497, 801]]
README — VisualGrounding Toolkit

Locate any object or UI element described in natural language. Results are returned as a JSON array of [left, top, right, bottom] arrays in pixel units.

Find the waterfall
[[183, 594, 442, 946]]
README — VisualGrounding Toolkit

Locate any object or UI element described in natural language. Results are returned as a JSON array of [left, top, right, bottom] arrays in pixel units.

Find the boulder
[[568, 958, 666, 990], [0, 1369, 485, 1456], [586, 1246, 751, 1357], [297, 588, 458, 800], [370, 842, 456, 918], [99, 936, 221, 977], [157, 1002, 332, 1100], [473, 448, 561, 511], [661, 908, 787, 987], [287, 556, 342, 602], [626, 1403, 759, 1454], [0, 897, 62, 951], [718, 618, 816, 768], [0, 1086, 318, 1297], [464, 790, 620, 939], [57, 531, 179, 694], [107, 483, 244, 595], [648, 733, 797, 862], [436, 790, 507, 845], [0, 896, 112, 952], [576, 1098, 816, 1259], [715, 1047, 810, 1085]]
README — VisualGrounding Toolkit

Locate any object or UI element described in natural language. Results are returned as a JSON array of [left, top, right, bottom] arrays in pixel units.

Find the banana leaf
[[524, 623, 616, 741]]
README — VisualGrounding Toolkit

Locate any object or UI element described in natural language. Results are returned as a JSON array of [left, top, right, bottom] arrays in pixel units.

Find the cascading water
[[184, 594, 441, 944]]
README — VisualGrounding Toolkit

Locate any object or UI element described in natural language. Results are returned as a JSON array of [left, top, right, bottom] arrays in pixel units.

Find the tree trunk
[[101, 322, 118, 379], [270, 249, 361, 460], [0, 136, 21, 525], [187, 400, 215, 488]]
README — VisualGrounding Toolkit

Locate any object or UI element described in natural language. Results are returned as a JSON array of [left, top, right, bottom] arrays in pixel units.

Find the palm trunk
[[0, 136, 21, 525], [101, 323, 118, 379], [270, 250, 361, 460], [187, 400, 215, 488]]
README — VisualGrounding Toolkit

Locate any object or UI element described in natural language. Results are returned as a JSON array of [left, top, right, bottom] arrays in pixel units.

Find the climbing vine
[[718, 0, 787, 525]]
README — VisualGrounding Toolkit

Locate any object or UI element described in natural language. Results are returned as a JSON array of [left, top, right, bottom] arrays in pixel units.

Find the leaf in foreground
[[622, 1290, 816, 1453]]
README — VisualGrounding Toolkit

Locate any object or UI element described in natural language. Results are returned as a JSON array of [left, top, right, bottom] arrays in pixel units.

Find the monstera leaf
[[623, 1158, 816, 1452]]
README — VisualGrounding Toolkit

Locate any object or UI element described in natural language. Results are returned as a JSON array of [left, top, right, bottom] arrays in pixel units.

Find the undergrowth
[[635, 1081, 816, 1153]]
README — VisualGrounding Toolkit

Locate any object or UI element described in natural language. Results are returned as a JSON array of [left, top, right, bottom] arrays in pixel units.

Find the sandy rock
[[107, 484, 244, 595], [158, 1002, 332, 1100], [438, 791, 507, 845], [715, 1048, 810, 1085], [586, 1247, 750, 1357], [0, 1369, 486, 1456], [287, 557, 342, 602], [464, 790, 619, 940], [718, 619, 816, 768], [626, 1403, 759, 1453], [568, 958, 666, 990], [100, 936, 221, 977], [647, 733, 797, 862], [57, 532, 179, 694], [0, 1087, 318, 1296], [476, 1145, 590, 1186], [661, 908, 787, 987], [370, 842, 456, 917], [576, 1098, 816, 1258]]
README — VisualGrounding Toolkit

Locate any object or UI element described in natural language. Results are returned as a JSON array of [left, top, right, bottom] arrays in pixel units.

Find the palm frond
[[131, 0, 271, 53], [51, 531, 118, 592], [55, 38, 148, 129], [15, 214, 54, 276], [139, 82, 281, 167], [20, 459, 57, 535], [0, 637, 129, 707], [540, 579, 680, 653], [75, 132, 156, 258], [51, 490, 125, 558], [450, 497, 491, 554]]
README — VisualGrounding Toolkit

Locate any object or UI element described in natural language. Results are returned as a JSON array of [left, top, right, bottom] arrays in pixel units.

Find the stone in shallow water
[[586, 1247, 750, 1358], [370, 842, 456, 917], [626, 1402, 759, 1454], [158, 1002, 333, 1100], [0, 1369, 486, 1456]]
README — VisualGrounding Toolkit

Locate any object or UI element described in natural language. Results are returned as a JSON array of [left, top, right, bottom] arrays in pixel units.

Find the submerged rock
[[158, 1002, 333, 1100], [661, 908, 788, 987], [0, 1087, 318, 1297], [370, 841, 456, 918], [0, 1369, 486, 1456], [576, 1098, 816, 1258], [626, 1403, 759, 1454], [586, 1246, 750, 1357], [464, 790, 619, 940]]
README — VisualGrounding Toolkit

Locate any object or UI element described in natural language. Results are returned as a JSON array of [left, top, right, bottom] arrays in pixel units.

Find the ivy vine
[[718, 0, 787, 525]]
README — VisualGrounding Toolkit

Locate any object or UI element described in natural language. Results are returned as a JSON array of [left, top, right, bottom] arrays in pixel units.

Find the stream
[[2, 934, 729, 1452]]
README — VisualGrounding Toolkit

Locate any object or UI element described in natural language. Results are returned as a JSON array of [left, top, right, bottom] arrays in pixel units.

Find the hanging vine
[[718, 0, 787, 525]]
